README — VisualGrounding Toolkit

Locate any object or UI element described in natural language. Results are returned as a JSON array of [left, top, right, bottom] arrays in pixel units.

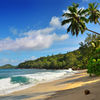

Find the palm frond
[[67, 24, 72, 33], [80, 17, 89, 23], [61, 19, 72, 25], [87, 2, 100, 24], [62, 13, 73, 18], [79, 9, 88, 16]]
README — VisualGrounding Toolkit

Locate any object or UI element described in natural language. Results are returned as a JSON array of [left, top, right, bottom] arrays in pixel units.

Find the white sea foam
[[0, 68, 78, 95]]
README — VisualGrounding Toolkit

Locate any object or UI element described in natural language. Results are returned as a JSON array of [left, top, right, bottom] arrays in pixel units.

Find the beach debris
[[84, 89, 90, 95]]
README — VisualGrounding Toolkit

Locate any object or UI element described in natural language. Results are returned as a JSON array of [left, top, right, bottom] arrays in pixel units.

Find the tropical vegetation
[[62, 2, 100, 76], [62, 2, 100, 36], [87, 35, 100, 76]]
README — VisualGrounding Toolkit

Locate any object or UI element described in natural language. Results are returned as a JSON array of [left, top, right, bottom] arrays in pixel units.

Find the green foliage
[[62, 2, 100, 36], [0, 64, 16, 69], [62, 3, 87, 36], [87, 57, 100, 76], [87, 2, 100, 24], [85, 34, 100, 76], [17, 46, 89, 70], [87, 44, 100, 76]]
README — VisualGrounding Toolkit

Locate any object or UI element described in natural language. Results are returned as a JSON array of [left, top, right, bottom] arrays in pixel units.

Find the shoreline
[[0, 70, 100, 100], [0, 69, 78, 96]]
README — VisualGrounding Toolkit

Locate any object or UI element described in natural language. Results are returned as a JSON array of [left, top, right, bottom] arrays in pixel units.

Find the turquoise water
[[0, 68, 77, 95], [0, 69, 48, 83]]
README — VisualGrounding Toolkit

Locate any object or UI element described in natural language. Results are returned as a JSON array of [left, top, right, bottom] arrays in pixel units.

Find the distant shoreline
[[0, 67, 85, 70]]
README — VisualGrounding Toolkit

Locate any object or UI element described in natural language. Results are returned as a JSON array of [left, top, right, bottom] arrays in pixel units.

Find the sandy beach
[[0, 70, 100, 100]]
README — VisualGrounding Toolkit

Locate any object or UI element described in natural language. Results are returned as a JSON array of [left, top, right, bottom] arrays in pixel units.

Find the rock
[[84, 89, 90, 95]]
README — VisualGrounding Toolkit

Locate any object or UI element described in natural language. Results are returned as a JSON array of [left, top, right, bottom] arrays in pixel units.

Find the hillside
[[0, 64, 16, 69], [17, 47, 89, 70]]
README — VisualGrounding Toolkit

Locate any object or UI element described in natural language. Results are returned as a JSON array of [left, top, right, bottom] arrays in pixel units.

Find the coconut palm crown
[[62, 3, 88, 36], [62, 3, 100, 36], [87, 2, 100, 24]]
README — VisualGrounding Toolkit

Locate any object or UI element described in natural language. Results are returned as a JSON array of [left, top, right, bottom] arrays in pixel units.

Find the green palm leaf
[[61, 19, 72, 25], [62, 2, 100, 36]]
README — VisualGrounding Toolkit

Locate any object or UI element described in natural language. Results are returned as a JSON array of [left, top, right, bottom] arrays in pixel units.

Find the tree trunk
[[73, 16, 100, 35], [86, 28, 100, 35]]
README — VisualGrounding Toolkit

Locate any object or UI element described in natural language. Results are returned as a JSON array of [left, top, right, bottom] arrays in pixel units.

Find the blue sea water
[[0, 68, 77, 95]]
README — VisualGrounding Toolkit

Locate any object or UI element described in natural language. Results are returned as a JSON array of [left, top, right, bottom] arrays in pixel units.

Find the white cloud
[[53, 33, 69, 41], [50, 16, 68, 29], [10, 27, 18, 35], [0, 16, 69, 52], [23, 27, 54, 36], [62, 9, 70, 13], [50, 16, 61, 28], [0, 27, 69, 51], [59, 34, 69, 40]]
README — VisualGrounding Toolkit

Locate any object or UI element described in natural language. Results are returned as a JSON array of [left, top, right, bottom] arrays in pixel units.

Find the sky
[[0, 0, 100, 65]]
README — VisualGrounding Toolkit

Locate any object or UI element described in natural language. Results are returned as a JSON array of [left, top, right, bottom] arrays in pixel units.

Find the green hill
[[0, 64, 16, 69], [17, 47, 89, 70]]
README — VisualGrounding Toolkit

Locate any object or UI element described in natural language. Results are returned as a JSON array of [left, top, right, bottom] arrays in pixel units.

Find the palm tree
[[87, 2, 100, 24], [62, 3, 100, 36], [62, 3, 88, 36], [86, 2, 100, 35]]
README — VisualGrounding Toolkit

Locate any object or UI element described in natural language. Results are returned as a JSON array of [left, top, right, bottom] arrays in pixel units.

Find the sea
[[0, 68, 78, 95]]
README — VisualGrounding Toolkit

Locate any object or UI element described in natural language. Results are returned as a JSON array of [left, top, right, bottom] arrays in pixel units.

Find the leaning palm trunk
[[86, 28, 100, 35], [73, 16, 100, 35], [75, 17, 100, 35]]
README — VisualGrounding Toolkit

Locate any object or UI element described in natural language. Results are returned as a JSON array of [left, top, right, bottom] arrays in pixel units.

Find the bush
[[87, 47, 100, 76]]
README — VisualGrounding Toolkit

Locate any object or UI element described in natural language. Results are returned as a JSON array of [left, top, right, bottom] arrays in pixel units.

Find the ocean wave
[[0, 68, 77, 95]]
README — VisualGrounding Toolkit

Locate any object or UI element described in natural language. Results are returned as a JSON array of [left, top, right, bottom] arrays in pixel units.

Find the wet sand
[[0, 70, 100, 100]]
